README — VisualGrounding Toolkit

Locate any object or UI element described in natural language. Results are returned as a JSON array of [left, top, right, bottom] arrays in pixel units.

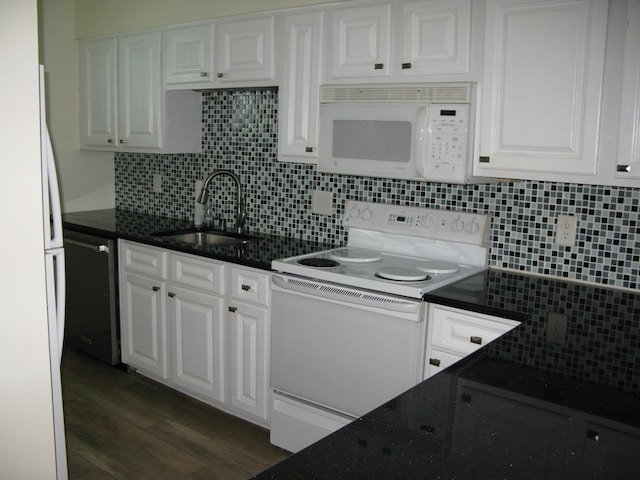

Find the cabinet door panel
[[79, 37, 118, 148], [478, 0, 608, 177], [331, 4, 391, 78], [229, 303, 269, 421], [401, 0, 471, 76], [170, 286, 225, 402], [163, 24, 214, 86], [120, 271, 167, 378], [118, 32, 162, 148], [216, 17, 275, 82], [279, 12, 323, 162]]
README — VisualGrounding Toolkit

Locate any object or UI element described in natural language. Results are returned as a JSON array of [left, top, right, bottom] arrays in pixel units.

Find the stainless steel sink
[[155, 229, 257, 247]]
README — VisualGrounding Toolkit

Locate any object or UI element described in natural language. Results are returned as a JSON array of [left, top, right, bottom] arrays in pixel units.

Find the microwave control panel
[[424, 104, 471, 182]]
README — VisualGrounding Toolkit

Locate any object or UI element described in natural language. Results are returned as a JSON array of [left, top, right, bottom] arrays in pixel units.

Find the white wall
[[41, 0, 115, 213], [0, 0, 58, 477]]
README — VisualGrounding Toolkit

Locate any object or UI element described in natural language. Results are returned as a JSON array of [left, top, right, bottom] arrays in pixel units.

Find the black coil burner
[[298, 258, 340, 268]]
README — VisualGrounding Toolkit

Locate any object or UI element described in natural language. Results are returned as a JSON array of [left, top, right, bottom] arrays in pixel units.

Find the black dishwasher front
[[64, 230, 120, 365]]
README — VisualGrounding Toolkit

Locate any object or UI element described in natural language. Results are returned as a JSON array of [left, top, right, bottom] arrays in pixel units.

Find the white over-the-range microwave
[[318, 82, 492, 184]]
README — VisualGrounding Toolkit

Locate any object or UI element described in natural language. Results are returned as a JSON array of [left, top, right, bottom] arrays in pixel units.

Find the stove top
[[272, 201, 491, 299]]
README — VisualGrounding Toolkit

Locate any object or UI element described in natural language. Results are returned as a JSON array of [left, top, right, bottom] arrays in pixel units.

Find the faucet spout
[[197, 169, 245, 234]]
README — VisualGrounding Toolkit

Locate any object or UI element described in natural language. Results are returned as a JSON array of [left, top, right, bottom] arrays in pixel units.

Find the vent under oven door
[[271, 274, 426, 418]]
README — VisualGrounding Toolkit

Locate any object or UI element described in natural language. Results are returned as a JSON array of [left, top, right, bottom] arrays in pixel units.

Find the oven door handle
[[272, 274, 422, 315]]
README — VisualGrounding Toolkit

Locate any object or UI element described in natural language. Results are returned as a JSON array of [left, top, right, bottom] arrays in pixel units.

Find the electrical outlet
[[546, 312, 567, 344], [312, 190, 334, 215], [556, 215, 577, 246], [153, 173, 162, 193]]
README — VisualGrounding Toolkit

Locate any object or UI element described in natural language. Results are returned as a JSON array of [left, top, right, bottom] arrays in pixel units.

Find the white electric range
[[269, 201, 490, 453]]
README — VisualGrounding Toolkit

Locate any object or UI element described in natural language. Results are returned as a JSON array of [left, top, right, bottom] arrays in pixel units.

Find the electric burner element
[[376, 266, 431, 282], [329, 248, 382, 263], [298, 258, 340, 268]]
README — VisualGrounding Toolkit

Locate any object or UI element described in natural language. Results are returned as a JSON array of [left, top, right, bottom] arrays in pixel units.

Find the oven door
[[271, 274, 426, 418]]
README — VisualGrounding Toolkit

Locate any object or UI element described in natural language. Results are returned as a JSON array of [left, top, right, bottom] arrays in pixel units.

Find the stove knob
[[419, 215, 434, 229], [349, 206, 361, 219], [452, 217, 465, 232], [361, 208, 373, 220], [466, 219, 480, 234]]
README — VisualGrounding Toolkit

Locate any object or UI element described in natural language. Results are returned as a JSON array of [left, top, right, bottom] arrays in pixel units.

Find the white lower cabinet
[[424, 304, 520, 380], [119, 240, 271, 427]]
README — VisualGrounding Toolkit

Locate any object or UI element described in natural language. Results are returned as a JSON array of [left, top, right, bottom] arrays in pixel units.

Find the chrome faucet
[[197, 169, 246, 234]]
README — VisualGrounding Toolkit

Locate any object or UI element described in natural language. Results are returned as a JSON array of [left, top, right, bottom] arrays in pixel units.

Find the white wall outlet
[[556, 215, 577, 246], [546, 312, 567, 344], [153, 173, 162, 193], [312, 190, 334, 215]]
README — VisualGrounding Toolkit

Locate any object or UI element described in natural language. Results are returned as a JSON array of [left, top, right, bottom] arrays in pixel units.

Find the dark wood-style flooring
[[61, 350, 289, 479]]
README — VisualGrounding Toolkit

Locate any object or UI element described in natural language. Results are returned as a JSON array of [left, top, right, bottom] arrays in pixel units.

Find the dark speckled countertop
[[63, 210, 640, 479], [62, 208, 330, 270], [255, 270, 640, 479]]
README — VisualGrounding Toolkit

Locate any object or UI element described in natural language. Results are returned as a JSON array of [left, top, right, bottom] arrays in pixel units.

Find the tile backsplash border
[[115, 88, 639, 290]]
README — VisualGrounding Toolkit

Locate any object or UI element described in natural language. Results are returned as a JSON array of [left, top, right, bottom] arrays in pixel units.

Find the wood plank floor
[[61, 350, 289, 479]]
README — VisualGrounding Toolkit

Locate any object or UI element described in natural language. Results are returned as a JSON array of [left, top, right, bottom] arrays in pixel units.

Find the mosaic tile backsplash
[[115, 88, 640, 290]]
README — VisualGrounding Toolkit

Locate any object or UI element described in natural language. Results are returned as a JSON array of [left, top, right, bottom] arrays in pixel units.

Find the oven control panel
[[343, 201, 490, 246]]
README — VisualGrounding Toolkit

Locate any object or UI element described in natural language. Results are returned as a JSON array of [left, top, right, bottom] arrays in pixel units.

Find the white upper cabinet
[[326, 1, 473, 82], [329, 4, 392, 79], [616, 0, 640, 180], [80, 32, 202, 153], [475, 0, 609, 180], [215, 16, 276, 84], [399, 0, 471, 77], [163, 23, 215, 89], [278, 11, 324, 163]]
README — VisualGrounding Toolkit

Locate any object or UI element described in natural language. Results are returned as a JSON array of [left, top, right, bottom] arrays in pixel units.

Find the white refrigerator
[[40, 65, 69, 480]]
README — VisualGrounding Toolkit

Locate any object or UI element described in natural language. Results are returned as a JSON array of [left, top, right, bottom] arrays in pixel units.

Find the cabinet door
[[580, 420, 640, 478], [79, 37, 118, 148], [169, 286, 225, 403], [215, 16, 275, 83], [120, 271, 167, 378], [228, 302, 270, 422], [163, 24, 214, 88], [476, 0, 608, 178], [453, 383, 572, 479], [400, 0, 471, 76], [330, 4, 392, 79], [616, 0, 640, 179], [118, 31, 162, 149], [278, 12, 324, 163]]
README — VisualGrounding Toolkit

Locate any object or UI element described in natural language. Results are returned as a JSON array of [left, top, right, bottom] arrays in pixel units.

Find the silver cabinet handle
[[305, 146, 315, 153], [241, 284, 251, 291], [586, 430, 599, 441], [228, 306, 237, 313], [200, 71, 209, 77], [374, 63, 384, 70], [168, 292, 175, 298], [95, 245, 109, 254], [152, 286, 160, 292], [470, 336, 483, 345], [401, 62, 412, 69], [217, 72, 226, 78], [429, 358, 441, 367], [479, 156, 490, 163], [119, 139, 127, 144], [617, 165, 631, 172]]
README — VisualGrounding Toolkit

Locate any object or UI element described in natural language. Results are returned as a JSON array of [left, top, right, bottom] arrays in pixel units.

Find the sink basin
[[154, 229, 258, 247]]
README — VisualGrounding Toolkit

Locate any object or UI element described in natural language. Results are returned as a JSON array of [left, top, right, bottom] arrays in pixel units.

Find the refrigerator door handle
[[44, 125, 64, 250], [47, 248, 66, 364]]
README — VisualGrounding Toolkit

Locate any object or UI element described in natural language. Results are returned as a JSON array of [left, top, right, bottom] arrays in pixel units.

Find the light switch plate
[[312, 190, 333, 215]]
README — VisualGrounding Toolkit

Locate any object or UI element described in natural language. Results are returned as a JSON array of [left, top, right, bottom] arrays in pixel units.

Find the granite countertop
[[255, 270, 640, 479], [64, 210, 640, 478], [62, 208, 330, 270]]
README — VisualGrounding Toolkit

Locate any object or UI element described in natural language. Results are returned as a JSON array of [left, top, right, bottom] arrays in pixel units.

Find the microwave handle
[[415, 105, 430, 178]]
